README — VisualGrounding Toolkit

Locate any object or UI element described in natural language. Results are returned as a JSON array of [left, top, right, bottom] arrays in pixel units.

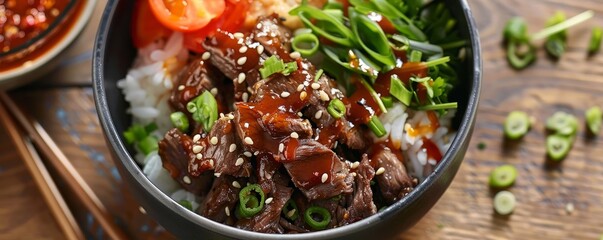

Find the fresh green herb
[[489, 164, 518, 188], [282, 200, 299, 221], [544, 12, 567, 58], [186, 91, 218, 132], [304, 206, 331, 230], [238, 184, 265, 218], [123, 123, 159, 155], [589, 27, 602, 54], [170, 112, 189, 132], [349, 8, 395, 68], [504, 111, 531, 140], [178, 200, 193, 211], [389, 75, 412, 106], [493, 190, 516, 215], [546, 134, 572, 161], [259, 56, 299, 79], [367, 116, 386, 137], [292, 33, 320, 57], [586, 106, 602, 134], [290, 4, 356, 47], [327, 99, 346, 119]]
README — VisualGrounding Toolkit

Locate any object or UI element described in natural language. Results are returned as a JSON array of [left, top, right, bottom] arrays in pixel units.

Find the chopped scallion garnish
[[187, 91, 218, 132], [327, 99, 346, 118], [259, 56, 298, 79], [292, 33, 320, 57], [170, 112, 189, 132], [389, 76, 412, 106], [417, 102, 458, 111], [358, 77, 387, 113], [367, 116, 386, 137]]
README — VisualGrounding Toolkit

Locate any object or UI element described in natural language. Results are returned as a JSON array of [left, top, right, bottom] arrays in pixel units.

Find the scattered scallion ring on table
[[493, 190, 516, 215], [238, 184, 265, 218], [304, 206, 331, 230], [546, 134, 572, 161], [503, 111, 531, 140], [585, 106, 602, 135], [545, 111, 578, 136], [489, 165, 518, 188], [589, 26, 602, 54], [186, 91, 218, 132], [544, 12, 567, 58]]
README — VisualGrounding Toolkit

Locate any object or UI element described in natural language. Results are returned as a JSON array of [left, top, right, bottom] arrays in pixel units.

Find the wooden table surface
[[1, 0, 602, 239]]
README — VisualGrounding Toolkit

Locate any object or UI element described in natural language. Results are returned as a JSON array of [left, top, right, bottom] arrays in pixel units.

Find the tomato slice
[[183, 0, 250, 52], [131, 0, 172, 48], [148, 0, 226, 32]]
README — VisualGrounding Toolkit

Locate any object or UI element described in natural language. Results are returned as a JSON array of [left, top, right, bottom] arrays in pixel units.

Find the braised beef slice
[[342, 154, 377, 225], [284, 139, 353, 200], [158, 128, 213, 195], [279, 217, 309, 234], [256, 153, 282, 194], [235, 172, 292, 233], [199, 175, 244, 224], [189, 117, 252, 178], [373, 148, 416, 204], [252, 14, 292, 56]]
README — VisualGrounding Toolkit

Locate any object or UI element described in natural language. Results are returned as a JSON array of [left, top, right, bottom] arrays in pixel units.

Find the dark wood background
[[1, 0, 602, 239]]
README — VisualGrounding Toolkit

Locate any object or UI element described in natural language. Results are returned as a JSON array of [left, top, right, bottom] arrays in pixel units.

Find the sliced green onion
[[391, 34, 443, 57], [493, 190, 516, 215], [283, 62, 299, 75], [323, 9, 344, 22], [138, 136, 158, 155], [531, 10, 594, 41], [361, 0, 426, 41], [367, 116, 386, 137], [290, 5, 356, 47], [304, 206, 331, 230], [123, 123, 157, 145], [260, 56, 285, 79], [589, 27, 602, 54], [323, 0, 343, 10], [390, 76, 412, 106], [327, 99, 346, 119], [282, 200, 299, 221], [489, 165, 518, 188], [507, 41, 536, 69], [314, 69, 324, 82], [417, 102, 458, 111], [546, 111, 578, 136], [585, 106, 602, 134], [409, 50, 422, 63], [322, 46, 380, 79], [380, 96, 393, 108], [424, 56, 450, 67], [188, 91, 218, 132], [178, 200, 193, 211], [238, 184, 265, 218], [292, 33, 320, 57], [439, 40, 468, 50], [358, 77, 387, 113], [504, 111, 531, 140], [170, 112, 189, 132], [544, 12, 567, 58], [546, 134, 572, 161], [349, 8, 395, 68], [503, 17, 528, 42]]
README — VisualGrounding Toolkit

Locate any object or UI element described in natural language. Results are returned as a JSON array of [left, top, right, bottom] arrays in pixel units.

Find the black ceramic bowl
[[93, 0, 481, 239]]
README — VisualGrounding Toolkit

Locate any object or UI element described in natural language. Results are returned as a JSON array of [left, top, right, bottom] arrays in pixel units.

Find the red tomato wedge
[[183, 0, 250, 52], [148, 0, 226, 32], [131, 0, 172, 48]]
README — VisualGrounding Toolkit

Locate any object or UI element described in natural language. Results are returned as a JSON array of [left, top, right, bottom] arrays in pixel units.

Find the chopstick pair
[[0, 92, 128, 240]]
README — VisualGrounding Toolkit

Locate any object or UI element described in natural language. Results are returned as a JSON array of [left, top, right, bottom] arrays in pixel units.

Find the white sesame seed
[[192, 145, 203, 153], [227, 113, 235, 120], [376, 167, 385, 175], [192, 164, 199, 171], [244, 151, 252, 157], [235, 158, 244, 166], [257, 23, 263, 29], [321, 173, 328, 183], [319, 90, 330, 101], [210, 87, 218, 96], [225, 206, 231, 216], [214, 172, 222, 177], [139, 206, 147, 214], [351, 172, 357, 177], [196, 153, 203, 160], [297, 112, 303, 117], [311, 82, 320, 90], [178, 85, 185, 91], [219, 113, 225, 118], [290, 132, 299, 139], [297, 84, 304, 92], [257, 45, 264, 54], [232, 181, 241, 188], [254, 151, 259, 156], [281, 91, 290, 98], [239, 46, 248, 53], [202, 52, 211, 60], [238, 72, 246, 84], [314, 110, 323, 119], [244, 137, 254, 145], [287, 209, 296, 218], [289, 51, 301, 59], [242, 92, 249, 102], [300, 91, 307, 100], [237, 57, 247, 65], [265, 197, 274, 204], [183, 176, 191, 184], [210, 137, 218, 145], [279, 143, 284, 153], [228, 144, 237, 152], [244, 123, 249, 128], [351, 161, 360, 169], [193, 134, 201, 142], [333, 141, 338, 149], [233, 32, 244, 38], [209, 159, 215, 167]]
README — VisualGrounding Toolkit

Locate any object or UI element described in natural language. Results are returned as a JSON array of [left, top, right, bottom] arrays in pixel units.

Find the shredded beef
[[372, 148, 417, 204]]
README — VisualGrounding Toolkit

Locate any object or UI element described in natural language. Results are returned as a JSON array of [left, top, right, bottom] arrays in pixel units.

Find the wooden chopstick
[[0, 92, 129, 240], [0, 98, 84, 240]]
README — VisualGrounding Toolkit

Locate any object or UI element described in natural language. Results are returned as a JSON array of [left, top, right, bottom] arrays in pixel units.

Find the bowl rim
[[92, 0, 481, 238], [0, 0, 97, 84]]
